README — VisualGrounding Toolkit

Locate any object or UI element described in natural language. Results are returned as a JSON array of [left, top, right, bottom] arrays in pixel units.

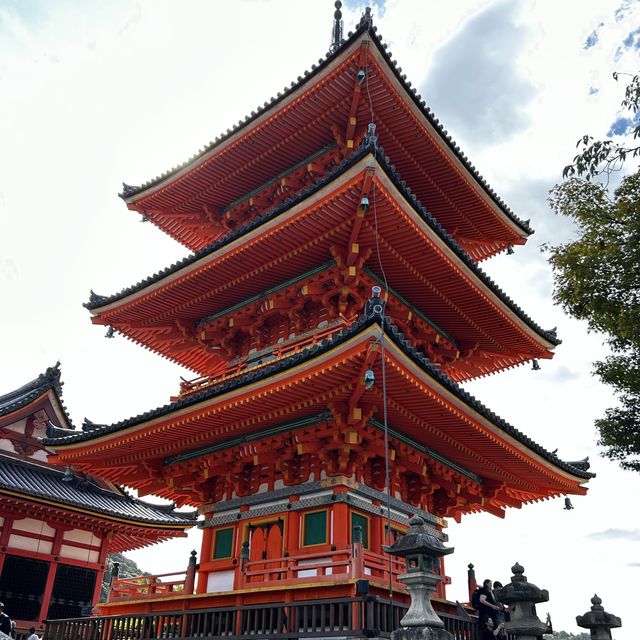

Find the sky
[[1, 0, 639, 637]]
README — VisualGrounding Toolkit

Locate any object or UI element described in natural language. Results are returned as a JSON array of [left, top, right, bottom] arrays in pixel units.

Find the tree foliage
[[100, 552, 150, 602], [548, 71, 640, 472], [545, 632, 590, 640], [564, 72, 640, 179]]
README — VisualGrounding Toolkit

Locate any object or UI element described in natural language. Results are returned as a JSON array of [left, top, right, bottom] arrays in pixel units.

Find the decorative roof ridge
[[0, 362, 75, 428], [0, 362, 62, 405], [49, 298, 591, 481], [92, 142, 559, 347], [0, 454, 197, 525], [118, 12, 531, 236], [0, 453, 120, 497], [45, 421, 76, 440]]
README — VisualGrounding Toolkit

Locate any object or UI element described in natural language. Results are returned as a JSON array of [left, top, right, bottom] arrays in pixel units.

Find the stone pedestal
[[391, 627, 453, 640], [576, 595, 621, 640]]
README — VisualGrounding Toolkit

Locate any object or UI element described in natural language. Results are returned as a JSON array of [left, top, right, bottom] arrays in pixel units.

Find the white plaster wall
[[206, 570, 234, 593], [63, 529, 94, 544], [13, 518, 55, 536], [59, 543, 98, 563], [5, 418, 27, 434], [8, 533, 52, 554]]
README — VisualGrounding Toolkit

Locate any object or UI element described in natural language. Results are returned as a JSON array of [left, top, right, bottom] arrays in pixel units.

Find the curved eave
[[0, 488, 194, 530], [0, 456, 196, 529], [122, 23, 530, 253], [0, 493, 190, 553], [89, 150, 557, 369], [44, 314, 592, 493]]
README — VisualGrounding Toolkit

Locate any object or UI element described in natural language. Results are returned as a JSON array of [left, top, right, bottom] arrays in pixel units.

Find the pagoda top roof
[[119, 13, 531, 256], [0, 362, 73, 427], [45, 302, 590, 483], [0, 454, 197, 528], [88, 144, 559, 349]]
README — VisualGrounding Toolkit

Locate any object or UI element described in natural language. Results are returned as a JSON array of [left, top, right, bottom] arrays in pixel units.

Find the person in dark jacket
[[478, 579, 502, 625], [0, 603, 11, 637]]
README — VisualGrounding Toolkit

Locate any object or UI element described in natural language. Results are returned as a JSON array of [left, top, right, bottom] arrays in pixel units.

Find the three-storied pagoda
[[0, 364, 196, 630], [44, 6, 592, 636]]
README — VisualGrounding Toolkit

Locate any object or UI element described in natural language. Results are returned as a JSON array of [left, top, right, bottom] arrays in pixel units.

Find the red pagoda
[[43, 6, 592, 638], [0, 364, 195, 633]]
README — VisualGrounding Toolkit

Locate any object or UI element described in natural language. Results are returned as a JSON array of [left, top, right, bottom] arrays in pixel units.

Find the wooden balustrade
[[109, 545, 404, 603], [237, 544, 406, 589], [179, 321, 347, 396], [108, 570, 190, 601], [45, 596, 485, 639]]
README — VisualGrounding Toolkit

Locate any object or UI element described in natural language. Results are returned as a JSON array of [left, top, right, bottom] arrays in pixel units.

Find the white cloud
[[1, 2, 639, 639]]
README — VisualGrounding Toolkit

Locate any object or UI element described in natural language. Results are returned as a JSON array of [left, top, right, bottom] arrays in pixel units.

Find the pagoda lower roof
[[87, 146, 557, 378], [119, 18, 530, 260], [44, 307, 592, 508], [0, 454, 196, 531]]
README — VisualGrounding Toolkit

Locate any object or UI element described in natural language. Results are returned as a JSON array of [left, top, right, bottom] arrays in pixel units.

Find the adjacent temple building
[[0, 364, 195, 631], [40, 6, 592, 638]]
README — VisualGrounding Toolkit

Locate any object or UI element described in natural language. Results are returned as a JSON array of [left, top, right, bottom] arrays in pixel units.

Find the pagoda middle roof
[[87, 145, 558, 375], [119, 16, 531, 260], [44, 304, 592, 492]]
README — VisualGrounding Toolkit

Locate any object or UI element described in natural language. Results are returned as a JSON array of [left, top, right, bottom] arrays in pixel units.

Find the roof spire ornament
[[330, 1, 343, 53]]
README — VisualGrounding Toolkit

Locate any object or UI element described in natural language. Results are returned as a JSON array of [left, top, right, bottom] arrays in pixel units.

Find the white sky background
[[1, 0, 639, 636]]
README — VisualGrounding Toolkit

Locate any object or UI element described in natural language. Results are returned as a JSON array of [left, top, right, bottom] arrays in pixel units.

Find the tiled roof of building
[[0, 362, 74, 427], [119, 12, 531, 237], [87, 143, 559, 347], [45, 302, 591, 481], [0, 454, 197, 526]]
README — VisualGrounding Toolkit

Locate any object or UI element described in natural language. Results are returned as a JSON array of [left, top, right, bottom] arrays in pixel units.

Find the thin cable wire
[[364, 39, 394, 599]]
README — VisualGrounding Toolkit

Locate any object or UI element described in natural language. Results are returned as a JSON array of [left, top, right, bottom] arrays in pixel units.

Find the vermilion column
[[196, 511, 214, 594], [38, 526, 65, 623]]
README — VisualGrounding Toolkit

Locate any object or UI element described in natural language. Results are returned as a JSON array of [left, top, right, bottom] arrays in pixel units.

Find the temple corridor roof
[[0, 366, 197, 549], [0, 454, 196, 527]]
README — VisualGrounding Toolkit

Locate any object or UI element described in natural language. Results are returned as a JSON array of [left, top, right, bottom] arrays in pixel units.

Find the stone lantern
[[494, 563, 551, 640], [576, 594, 621, 640], [383, 515, 454, 640]]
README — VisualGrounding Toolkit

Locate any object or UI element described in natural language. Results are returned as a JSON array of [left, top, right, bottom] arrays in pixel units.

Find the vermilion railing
[[108, 567, 195, 602], [179, 320, 348, 397], [108, 545, 404, 602], [238, 544, 402, 588], [46, 598, 484, 640]]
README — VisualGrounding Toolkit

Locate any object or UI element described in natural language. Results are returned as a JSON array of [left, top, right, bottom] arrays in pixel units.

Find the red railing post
[[467, 563, 477, 603], [184, 550, 198, 595], [351, 542, 364, 579]]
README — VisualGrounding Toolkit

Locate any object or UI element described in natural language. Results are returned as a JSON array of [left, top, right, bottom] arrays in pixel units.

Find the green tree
[[547, 72, 640, 472], [100, 552, 150, 602], [545, 632, 590, 640], [564, 72, 640, 179]]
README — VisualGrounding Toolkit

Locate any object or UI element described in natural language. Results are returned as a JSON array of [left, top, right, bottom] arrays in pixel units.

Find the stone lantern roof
[[576, 594, 621, 639], [383, 516, 453, 559], [494, 562, 549, 605]]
